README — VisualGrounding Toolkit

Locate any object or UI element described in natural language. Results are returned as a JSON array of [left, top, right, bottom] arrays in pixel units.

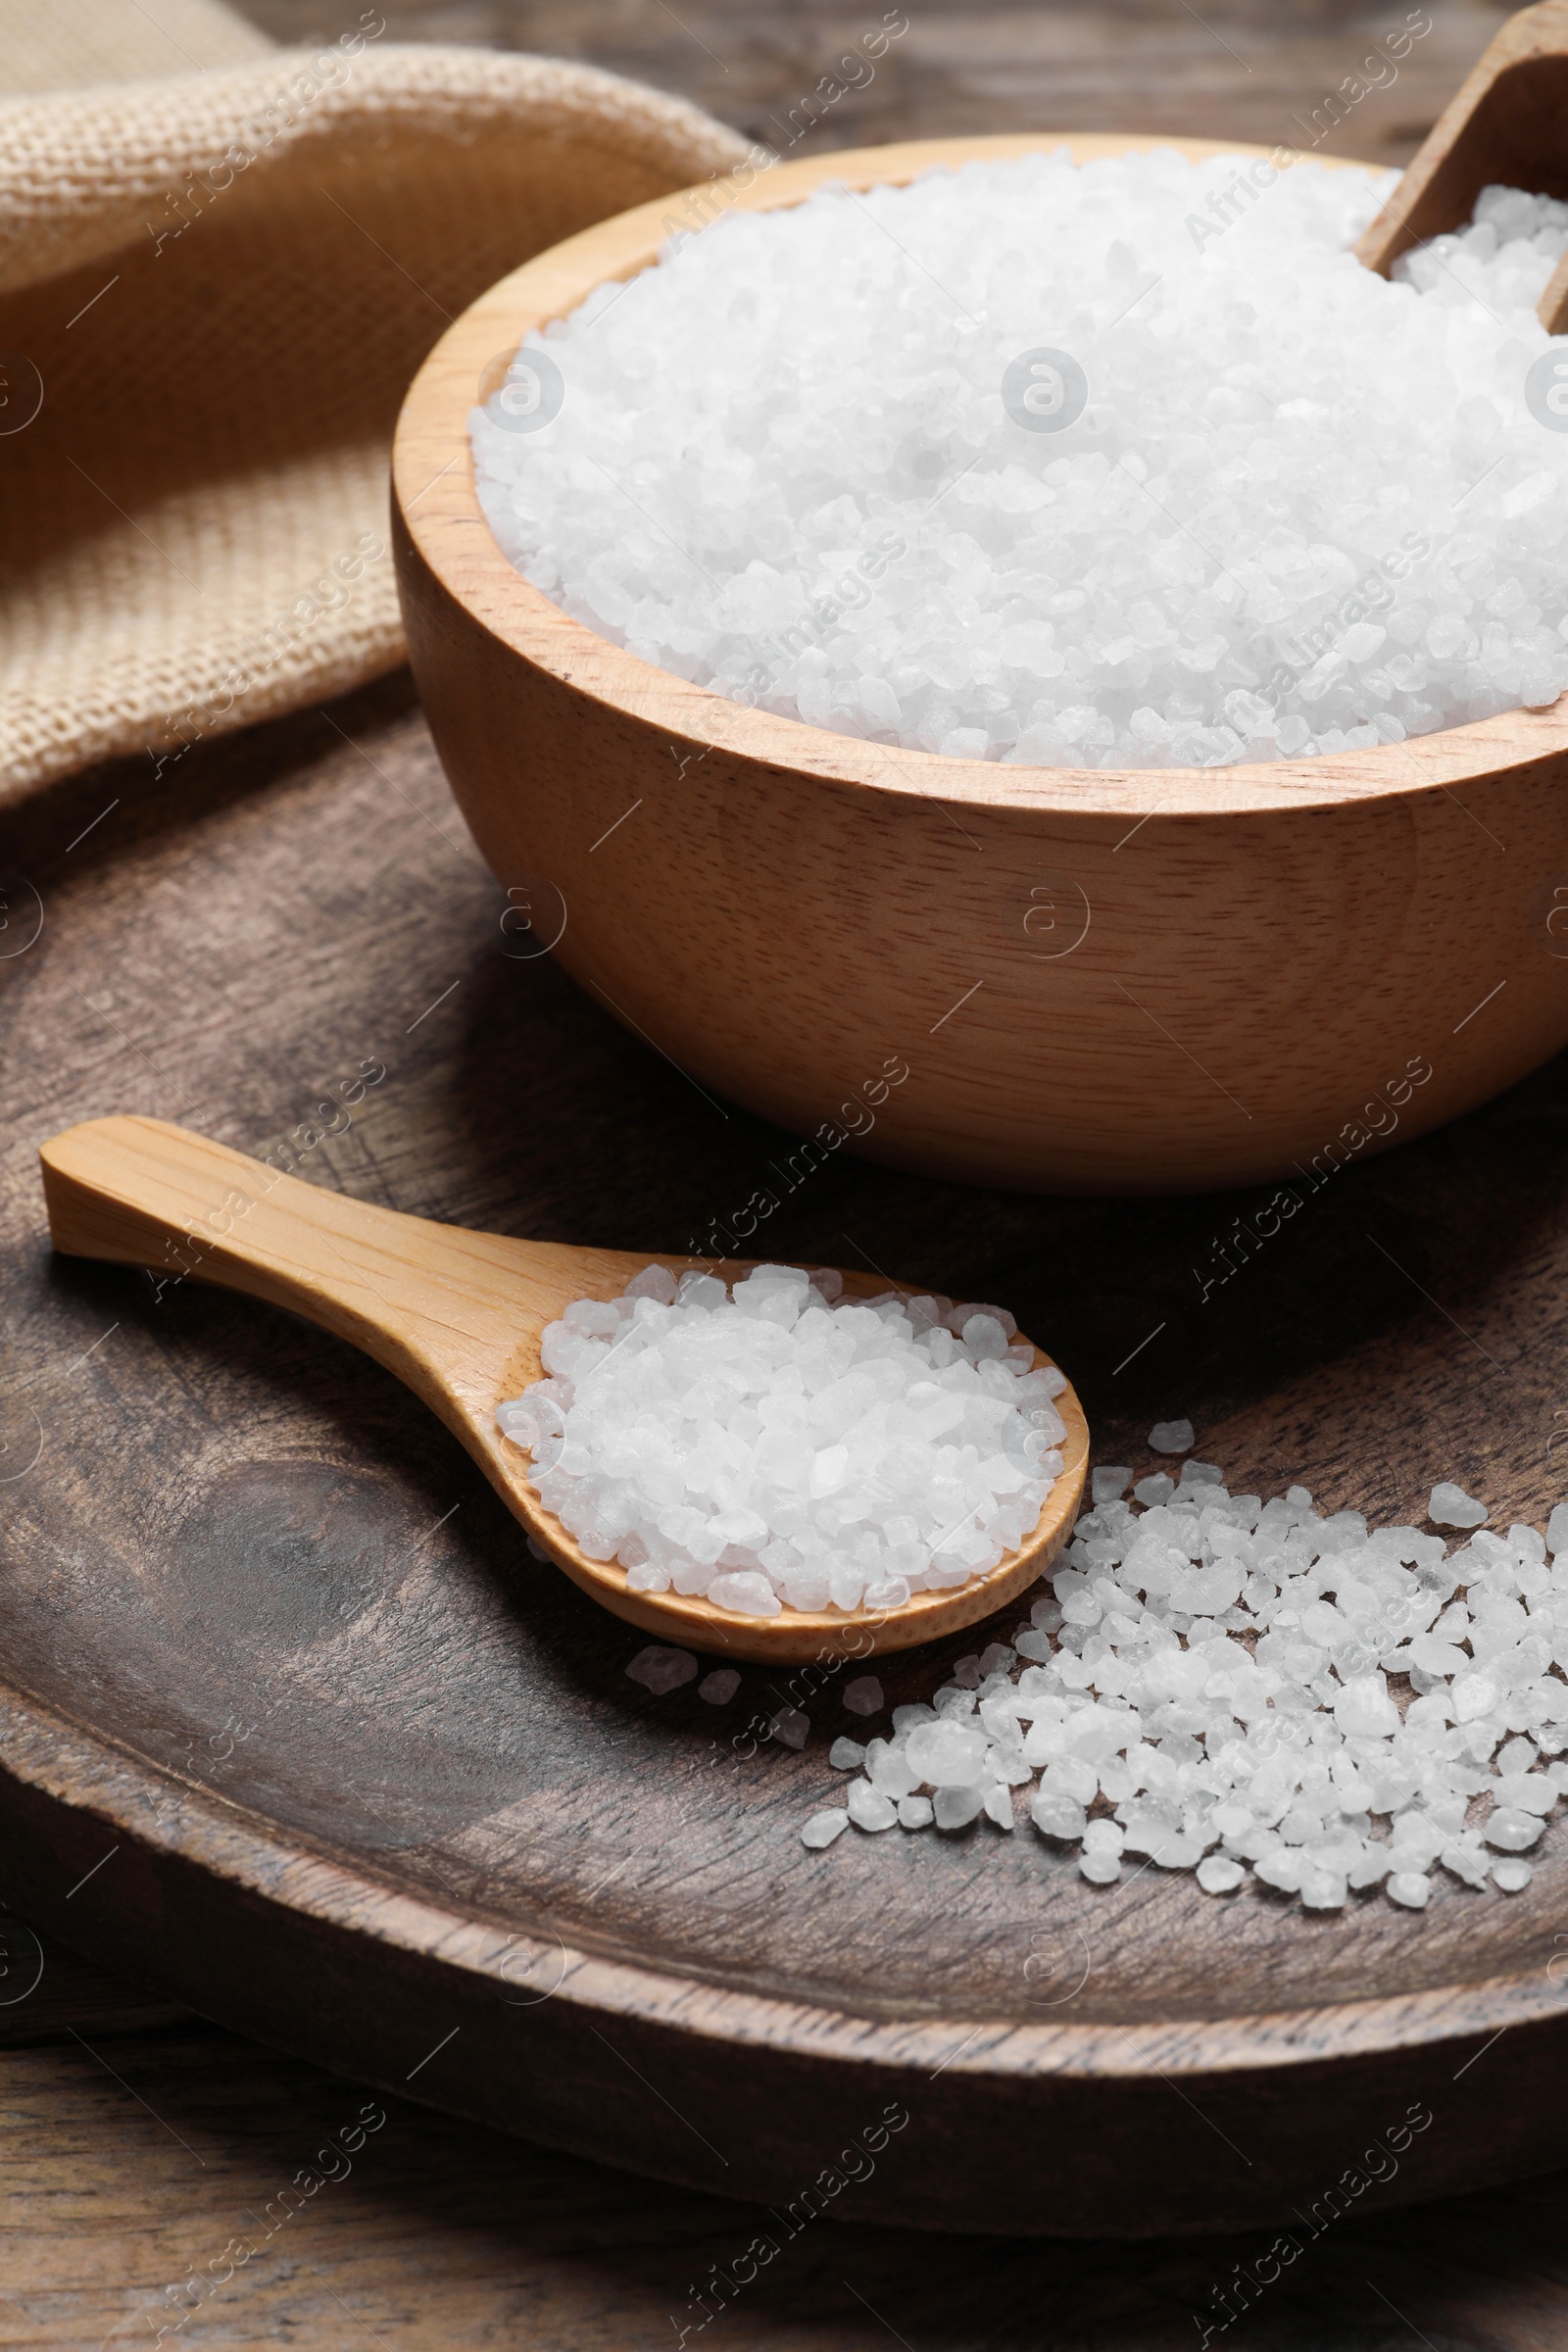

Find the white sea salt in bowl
[[394, 132, 1568, 1196], [475, 166, 1568, 769]]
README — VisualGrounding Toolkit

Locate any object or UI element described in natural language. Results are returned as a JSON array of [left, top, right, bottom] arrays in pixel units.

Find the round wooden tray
[[5, 682, 1568, 2239]]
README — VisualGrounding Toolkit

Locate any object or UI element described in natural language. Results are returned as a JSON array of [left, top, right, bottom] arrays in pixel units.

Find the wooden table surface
[[9, 0, 1568, 2341]]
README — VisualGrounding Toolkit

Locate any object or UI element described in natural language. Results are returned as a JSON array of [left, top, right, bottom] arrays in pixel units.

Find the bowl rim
[[393, 128, 1568, 822]]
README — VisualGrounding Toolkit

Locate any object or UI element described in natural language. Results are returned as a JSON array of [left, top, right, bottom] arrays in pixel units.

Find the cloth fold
[[0, 2, 747, 803]]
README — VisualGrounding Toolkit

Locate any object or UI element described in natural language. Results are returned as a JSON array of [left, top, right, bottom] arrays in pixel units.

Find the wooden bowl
[[393, 134, 1568, 1197]]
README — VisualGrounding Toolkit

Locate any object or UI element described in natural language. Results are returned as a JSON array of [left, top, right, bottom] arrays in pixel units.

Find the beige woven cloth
[[0, 1, 747, 803]]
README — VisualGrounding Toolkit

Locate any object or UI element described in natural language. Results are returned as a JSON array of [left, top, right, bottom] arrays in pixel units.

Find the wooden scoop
[[1356, 0, 1568, 332], [39, 1117, 1087, 1665]]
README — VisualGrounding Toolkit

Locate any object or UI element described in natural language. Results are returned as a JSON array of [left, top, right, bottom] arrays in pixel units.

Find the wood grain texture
[[4, 2004, 1568, 2352], [0, 1904, 186, 2049], [38, 1114, 1088, 1659], [237, 0, 1510, 175], [10, 683, 1568, 2244], [393, 129, 1568, 1196], [1356, 0, 1568, 329]]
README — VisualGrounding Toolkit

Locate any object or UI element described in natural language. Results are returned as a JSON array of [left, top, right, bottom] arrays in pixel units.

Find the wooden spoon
[[39, 1117, 1088, 1665], [1356, 0, 1568, 331]]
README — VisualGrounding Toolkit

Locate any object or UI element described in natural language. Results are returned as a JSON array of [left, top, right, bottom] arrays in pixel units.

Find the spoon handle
[[39, 1115, 534, 1386]]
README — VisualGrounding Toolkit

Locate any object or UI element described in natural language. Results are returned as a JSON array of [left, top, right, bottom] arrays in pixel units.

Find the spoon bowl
[[39, 1117, 1088, 1663]]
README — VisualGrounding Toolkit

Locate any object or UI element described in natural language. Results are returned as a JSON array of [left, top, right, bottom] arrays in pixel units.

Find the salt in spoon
[[40, 1116, 1088, 1664]]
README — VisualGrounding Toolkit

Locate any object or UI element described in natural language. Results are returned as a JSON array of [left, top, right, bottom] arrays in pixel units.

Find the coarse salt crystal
[[983, 1784, 1015, 1830], [1485, 1806, 1544, 1851], [848, 1780, 899, 1833], [935, 1785, 987, 1830], [1299, 1865, 1348, 1910], [1430, 1481, 1488, 1529], [1032, 1789, 1088, 1839], [624, 1645, 697, 1693]]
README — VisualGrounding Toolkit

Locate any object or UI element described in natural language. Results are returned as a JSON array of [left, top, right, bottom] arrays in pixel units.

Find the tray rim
[[4, 1671, 1562, 2082]]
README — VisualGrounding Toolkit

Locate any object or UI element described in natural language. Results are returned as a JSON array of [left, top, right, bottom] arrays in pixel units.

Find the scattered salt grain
[[1485, 1807, 1544, 1850], [844, 1676, 886, 1716], [830, 1737, 866, 1770], [1494, 1773, 1555, 1814], [1441, 1843, 1489, 1889], [772, 1705, 810, 1751], [1149, 1419, 1195, 1454], [1091, 1466, 1132, 1503], [802, 1809, 849, 1848], [497, 1264, 1062, 1618], [476, 160, 1568, 772], [799, 1451, 1568, 1907], [624, 1644, 697, 1693], [1299, 1865, 1348, 1910], [848, 1780, 899, 1832], [1429, 1481, 1489, 1529], [698, 1668, 741, 1704], [1032, 1790, 1086, 1840]]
